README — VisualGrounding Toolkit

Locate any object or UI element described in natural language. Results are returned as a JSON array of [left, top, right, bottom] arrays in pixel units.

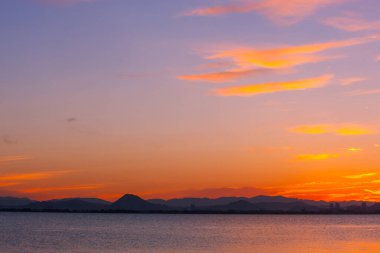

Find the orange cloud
[[207, 35, 378, 70], [0, 155, 34, 163], [182, 0, 345, 25], [179, 36, 377, 84], [178, 69, 270, 83], [296, 153, 339, 161], [345, 173, 377, 179], [290, 124, 375, 136], [364, 189, 380, 195], [215, 74, 333, 96], [346, 148, 361, 152], [0, 182, 20, 187], [339, 77, 367, 86], [21, 184, 103, 193], [323, 16, 380, 32], [335, 125, 375, 136], [376, 55, 380, 62], [0, 170, 72, 182]]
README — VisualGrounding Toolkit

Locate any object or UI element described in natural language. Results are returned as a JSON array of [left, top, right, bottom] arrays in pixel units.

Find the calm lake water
[[1, 213, 380, 253]]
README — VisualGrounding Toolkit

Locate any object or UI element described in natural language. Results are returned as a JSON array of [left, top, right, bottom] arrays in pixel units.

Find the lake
[[1, 213, 380, 252]]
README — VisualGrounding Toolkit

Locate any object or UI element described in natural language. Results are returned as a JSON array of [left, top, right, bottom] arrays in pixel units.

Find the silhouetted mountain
[[53, 198, 111, 205], [148, 197, 247, 208], [0, 194, 376, 213], [368, 203, 380, 212], [0, 197, 35, 207], [148, 195, 329, 209], [111, 194, 168, 211], [25, 199, 109, 211], [208, 200, 259, 211], [203, 200, 321, 212]]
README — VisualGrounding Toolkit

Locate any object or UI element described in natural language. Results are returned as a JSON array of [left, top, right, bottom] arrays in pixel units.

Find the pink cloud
[[323, 15, 380, 32], [339, 77, 367, 86], [182, 0, 346, 25]]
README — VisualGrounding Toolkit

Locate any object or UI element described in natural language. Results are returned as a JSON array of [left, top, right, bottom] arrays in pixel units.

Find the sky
[[1, 0, 380, 201]]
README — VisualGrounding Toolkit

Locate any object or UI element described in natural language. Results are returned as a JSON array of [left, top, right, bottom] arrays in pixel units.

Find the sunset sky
[[1, 0, 380, 201]]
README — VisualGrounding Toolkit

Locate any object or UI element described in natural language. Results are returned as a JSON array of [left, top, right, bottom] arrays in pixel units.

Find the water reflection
[[1, 213, 380, 252]]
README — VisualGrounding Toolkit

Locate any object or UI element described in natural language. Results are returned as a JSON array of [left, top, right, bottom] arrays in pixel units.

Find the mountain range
[[0, 194, 378, 213]]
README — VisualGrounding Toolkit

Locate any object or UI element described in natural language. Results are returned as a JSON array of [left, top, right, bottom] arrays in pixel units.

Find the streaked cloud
[[21, 184, 103, 193], [0, 170, 72, 182], [178, 69, 270, 83], [0, 155, 34, 163], [214, 74, 333, 96], [339, 77, 367, 86], [0, 182, 20, 187], [335, 125, 376, 135], [179, 36, 377, 84], [206, 35, 378, 70], [345, 172, 377, 179], [296, 153, 339, 161], [346, 147, 361, 152], [323, 15, 380, 32], [364, 189, 380, 195], [290, 124, 375, 135], [182, 0, 345, 25], [376, 55, 380, 62]]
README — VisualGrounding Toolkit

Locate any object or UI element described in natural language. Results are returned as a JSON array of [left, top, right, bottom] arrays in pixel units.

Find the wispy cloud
[[376, 55, 380, 62], [323, 15, 380, 32], [364, 189, 380, 195], [178, 69, 271, 83], [214, 74, 333, 96], [182, 0, 346, 25], [21, 184, 103, 193], [0, 170, 72, 182], [0, 155, 34, 163], [346, 147, 361, 152], [0, 182, 20, 187], [339, 77, 367, 86], [290, 124, 376, 135], [345, 173, 377, 179], [296, 153, 339, 161], [206, 35, 378, 70], [179, 35, 377, 83]]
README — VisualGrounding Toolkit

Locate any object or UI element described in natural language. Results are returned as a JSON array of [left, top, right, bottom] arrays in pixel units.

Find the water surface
[[1, 213, 380, 252]]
